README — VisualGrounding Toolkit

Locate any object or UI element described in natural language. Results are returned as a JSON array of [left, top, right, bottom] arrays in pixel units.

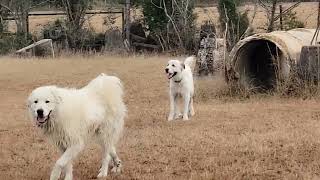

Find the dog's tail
[[184, 56, 195, 71]]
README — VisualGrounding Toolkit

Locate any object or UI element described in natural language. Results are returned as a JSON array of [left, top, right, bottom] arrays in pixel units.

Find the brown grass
[[1, 56, 320, 179]]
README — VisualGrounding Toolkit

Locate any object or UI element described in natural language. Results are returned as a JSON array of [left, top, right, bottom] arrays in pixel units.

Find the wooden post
[[311, 2, 320, 45], [316, 2, 320, 45], [267, 0, 277, 32], [299, 45, 320, 84], [26, 14, 29, 35], [279, 5, 283, 31], [50, 40, 55, 58], [317, 2, 320, 28], [122, 8, 125, 39], [124, 0, 131, 48]]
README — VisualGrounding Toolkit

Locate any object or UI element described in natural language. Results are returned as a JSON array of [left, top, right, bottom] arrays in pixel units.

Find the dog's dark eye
[[172, 64, 175, 67], [45, 100, 50, 103], [34, 100, 38, 104]]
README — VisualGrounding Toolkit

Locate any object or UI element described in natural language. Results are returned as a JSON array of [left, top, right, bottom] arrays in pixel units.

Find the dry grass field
[[1, 55, 320, 179]]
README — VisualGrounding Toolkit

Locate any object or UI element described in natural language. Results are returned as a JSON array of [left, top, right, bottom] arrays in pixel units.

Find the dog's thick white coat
[[165, 56, 195, 121], [27, 74, 126, 180]]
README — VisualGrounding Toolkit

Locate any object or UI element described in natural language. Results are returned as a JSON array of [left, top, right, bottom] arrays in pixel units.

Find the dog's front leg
[[64, 162, 73, 180], [174, 97, 182, 119], [110, 146, 122, 173], [168, 93, 175, 121], [183, 93, 191, 121], [189, 97, 195, 116], [50, 143, 84, 180]]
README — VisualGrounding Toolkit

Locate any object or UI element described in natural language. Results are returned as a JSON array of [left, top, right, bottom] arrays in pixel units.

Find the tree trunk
[[12, 2, 29, 35], [62, 0, 88, 49], [124, 0, 130, 47], [267, 0, 277, 32], [279, 4, 283, 30]]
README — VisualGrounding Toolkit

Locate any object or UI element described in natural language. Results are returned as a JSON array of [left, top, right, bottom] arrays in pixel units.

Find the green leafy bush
[[279, 11, 305, 31]]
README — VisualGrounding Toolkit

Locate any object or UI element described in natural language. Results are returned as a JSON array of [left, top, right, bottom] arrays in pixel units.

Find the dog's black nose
[[37, 109, 44, 117], [165, 68, 169, 73]]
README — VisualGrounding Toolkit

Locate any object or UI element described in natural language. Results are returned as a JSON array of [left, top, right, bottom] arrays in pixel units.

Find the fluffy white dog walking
[[27, 73, 126, 180], [165, 56, 195, 121]]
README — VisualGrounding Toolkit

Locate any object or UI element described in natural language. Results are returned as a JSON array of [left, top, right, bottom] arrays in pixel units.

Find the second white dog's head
[[27, 86, 61, 127], [165, 60, 185, 80]]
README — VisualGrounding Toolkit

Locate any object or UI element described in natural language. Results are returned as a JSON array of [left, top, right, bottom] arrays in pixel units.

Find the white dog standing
[[27, 73, 126, 180], [165, 56, 195, 121]]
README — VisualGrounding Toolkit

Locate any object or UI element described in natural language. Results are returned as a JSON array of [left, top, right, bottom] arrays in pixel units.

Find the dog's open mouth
[[167, 72, 177, 79], [36, 111, 52, 126]]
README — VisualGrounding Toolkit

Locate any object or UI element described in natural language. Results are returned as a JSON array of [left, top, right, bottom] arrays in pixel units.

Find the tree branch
[[0, 2, 20, 31], [240, 0, 258, 39], [273, 2, 301, 21], [151, 0, 163, 9], [162, 0, 182, 47], [0, 3, 14, 14]]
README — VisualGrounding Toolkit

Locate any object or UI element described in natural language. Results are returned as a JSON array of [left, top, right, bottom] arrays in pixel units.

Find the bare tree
[[158, 0, 196, 51], [0, 0, 30, 34], [259, 0, 301, 32], [241, 0, 258, 39], [267, 0, 277, 32], [0, 0, 51, 35], [61, 0, 90, 48], [218, 0, 249, 51]]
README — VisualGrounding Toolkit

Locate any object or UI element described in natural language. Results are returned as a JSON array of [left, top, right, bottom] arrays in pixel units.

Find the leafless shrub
[[274, 67, 320, 98]]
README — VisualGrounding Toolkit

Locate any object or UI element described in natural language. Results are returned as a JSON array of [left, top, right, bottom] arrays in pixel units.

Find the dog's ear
[[26, 100, 30, 108], [26, 97, 30, 108], [51, 87, 62, 103], [26, 95, 32, 108], [181, 62, 185, 70]]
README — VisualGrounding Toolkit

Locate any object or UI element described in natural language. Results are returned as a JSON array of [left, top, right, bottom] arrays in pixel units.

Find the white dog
[[27, 73, 126, 180], [165, 56, 195, 121]]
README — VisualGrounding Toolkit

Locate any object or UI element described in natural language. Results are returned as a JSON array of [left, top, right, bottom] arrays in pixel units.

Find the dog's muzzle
[[165, 70, 177, 79], [36, 110, 52, 126]]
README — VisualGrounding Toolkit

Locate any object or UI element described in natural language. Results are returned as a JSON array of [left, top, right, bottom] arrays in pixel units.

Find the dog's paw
[[97, 169, 108, 179], [111, 160, 122, 173], [64, 174, 73, 180], [168, 112, 175, 121], [174, 113, 182, 119], [111, 166, 121, 173], [183, 116, 189, 121], [97, 172, 108, 179], [50, 164, 62, 180]]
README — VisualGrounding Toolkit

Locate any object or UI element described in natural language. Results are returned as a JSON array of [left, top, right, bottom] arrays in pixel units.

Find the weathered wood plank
[[16, 39, 54, 58], [299, 45, 320, 83]]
